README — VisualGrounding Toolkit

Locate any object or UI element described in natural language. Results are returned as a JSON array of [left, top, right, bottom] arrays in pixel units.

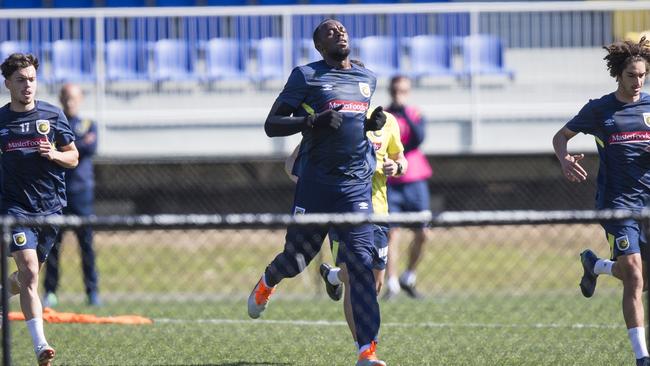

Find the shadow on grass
[[216, 364, 292, 366], [151, 363, 292, 366]]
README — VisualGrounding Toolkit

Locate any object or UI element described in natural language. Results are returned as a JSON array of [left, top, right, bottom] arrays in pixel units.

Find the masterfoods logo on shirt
[[608, 131, 650, 144], [4, 137, 47, 152], [326, 100, 369, 114]]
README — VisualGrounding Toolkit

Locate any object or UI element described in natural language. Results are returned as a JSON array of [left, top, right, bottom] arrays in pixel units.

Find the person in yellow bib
[[286, 97, 407, 353]]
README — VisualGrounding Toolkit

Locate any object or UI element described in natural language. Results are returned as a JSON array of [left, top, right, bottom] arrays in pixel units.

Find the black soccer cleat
[[319, 263, 343, 301], [579, 249, 599, 298], [637, 357, 650, 366]]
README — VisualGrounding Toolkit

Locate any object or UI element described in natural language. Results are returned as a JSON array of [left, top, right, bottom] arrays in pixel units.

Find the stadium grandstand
[[0, 2, 633, 157], [3, 0, 525, 8], [2, 1, 650, 365], [1, 1, 647, 157]]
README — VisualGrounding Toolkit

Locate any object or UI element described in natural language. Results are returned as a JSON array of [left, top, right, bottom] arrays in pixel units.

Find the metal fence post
[[644, 215, 650, 355], [1, 218, 12, 366]]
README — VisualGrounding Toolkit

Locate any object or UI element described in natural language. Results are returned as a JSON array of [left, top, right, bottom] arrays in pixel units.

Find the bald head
[[59, 83, 83, 119]]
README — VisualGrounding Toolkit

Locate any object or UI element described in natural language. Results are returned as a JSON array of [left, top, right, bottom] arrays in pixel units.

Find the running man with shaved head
[[247, 19, 387, 366]]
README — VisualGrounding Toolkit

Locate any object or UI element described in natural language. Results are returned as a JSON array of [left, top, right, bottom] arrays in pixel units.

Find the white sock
[[26, 318, 48, 352], [400, 270, 416, 286], [628, 327, 649, 359], [594, 259, 614, 275], [327, 267, 342, 285], [387, 276, 399, 292], [358, 343, 371, 355]]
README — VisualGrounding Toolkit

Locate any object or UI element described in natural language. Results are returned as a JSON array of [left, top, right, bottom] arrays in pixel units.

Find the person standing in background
[[43, 83, 100, 307], [384, 75, 433, 299]]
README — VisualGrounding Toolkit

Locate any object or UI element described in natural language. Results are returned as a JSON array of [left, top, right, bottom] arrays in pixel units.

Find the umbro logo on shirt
[[321, 84, 334, 91], [358, 202, 369, 210]]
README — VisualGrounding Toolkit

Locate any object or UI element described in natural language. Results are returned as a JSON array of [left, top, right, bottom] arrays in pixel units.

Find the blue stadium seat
[[0, 41, 31, 62], [405, 35, 456, 81], [255, 37, 284, 82], [155, 0, 194, 6], [106, 40, 147, 81], [105, 0, 145, 6], [205, 0, 247, 5], [358, 36, 399, 78], [50, 39, 94, 83], [257, 0, 300, 4], [151, 39, 195, 83], [460, 34, 514, 81], [1, 0, 42, 7], [204, 38, 247, 82], [300, 38, 320, 64], [52, 0, 94, 7]]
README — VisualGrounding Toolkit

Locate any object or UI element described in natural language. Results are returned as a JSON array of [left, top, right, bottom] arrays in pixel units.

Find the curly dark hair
[[1, 53, 39, 79], [603, 36, 650, 78]]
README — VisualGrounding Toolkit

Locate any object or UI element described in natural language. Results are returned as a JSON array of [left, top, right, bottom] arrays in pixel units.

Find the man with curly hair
[[552, 37, 650, 366]]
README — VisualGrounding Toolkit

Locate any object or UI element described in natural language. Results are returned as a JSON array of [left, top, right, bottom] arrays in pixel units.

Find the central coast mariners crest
[[293, 206, 306, 216], [359, 82, 371, 98], [616, 235, 630, 251], [643, 113, 650, 128], [36, 119, 50, 135], [12, 232, 27, 246]]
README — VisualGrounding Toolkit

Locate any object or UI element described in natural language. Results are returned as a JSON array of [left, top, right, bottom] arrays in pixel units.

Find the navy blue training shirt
[[66, 116, 97, 193], [566, 92, 650, 210], [0, 100, 75, 215], [278, 60, 377, 186]]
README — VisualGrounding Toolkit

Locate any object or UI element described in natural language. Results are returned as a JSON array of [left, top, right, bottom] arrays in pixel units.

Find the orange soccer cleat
[[247, 275, 276, 319], [356, 341, 386, 366]]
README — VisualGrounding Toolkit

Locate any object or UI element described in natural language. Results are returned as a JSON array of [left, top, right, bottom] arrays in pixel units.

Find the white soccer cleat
[[36, 344, 55, 366]]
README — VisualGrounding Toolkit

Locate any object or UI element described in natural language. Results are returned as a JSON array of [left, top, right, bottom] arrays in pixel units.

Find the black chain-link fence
[[93, 153, 599, 215], [1, 211, 638, 365]]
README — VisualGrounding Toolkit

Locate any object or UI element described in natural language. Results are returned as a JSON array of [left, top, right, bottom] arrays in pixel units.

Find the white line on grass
[[153, 318, 620, 329]]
